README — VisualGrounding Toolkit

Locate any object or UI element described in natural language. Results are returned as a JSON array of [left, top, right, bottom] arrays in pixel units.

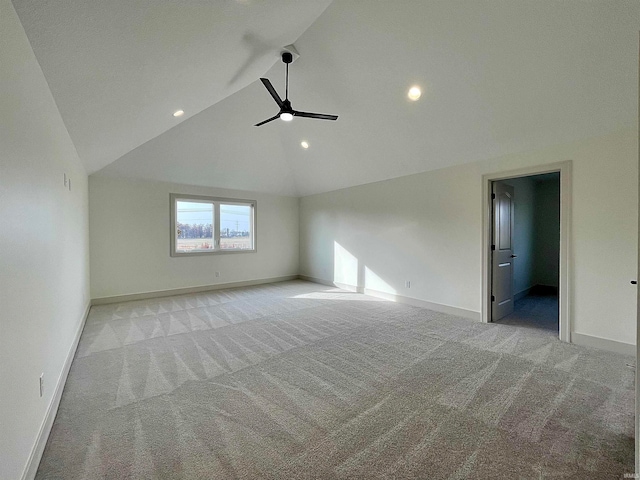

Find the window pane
[[220, 204, 252, 250], [176, 201, 214, 252]]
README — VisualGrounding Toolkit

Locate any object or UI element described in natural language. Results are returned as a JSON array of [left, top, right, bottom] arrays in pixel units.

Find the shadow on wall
[[298, 184, 474, 309], [333, 241, 397, 295], [299, 195, 476, 314]]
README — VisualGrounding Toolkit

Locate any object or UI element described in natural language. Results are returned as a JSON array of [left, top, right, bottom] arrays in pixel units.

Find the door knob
[[510, 254, 518, 258], [631, 280, 637, 285]]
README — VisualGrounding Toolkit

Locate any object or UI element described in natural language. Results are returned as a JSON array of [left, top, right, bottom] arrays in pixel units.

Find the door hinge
[[491, 193, 496, 200], [491, 295, 495, 302], [491, 245, 495, 251]]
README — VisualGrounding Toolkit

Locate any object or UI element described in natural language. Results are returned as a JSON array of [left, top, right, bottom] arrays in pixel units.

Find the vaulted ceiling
[[14, 0, 640, 197]]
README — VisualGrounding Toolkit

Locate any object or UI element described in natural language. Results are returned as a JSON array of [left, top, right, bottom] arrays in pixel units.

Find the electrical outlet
[[215, 272, 220, 278], [405, 280, 411, 288], [39, 374, 44, 397]]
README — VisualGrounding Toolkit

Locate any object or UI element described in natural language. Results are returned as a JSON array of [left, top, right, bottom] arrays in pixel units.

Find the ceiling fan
[[255, 51, 338, 126]]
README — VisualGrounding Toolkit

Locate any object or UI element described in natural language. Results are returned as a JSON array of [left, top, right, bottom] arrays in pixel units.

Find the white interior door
[[491, 181, 515, 321]]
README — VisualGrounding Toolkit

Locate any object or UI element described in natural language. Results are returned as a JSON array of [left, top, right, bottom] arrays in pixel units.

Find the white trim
[[298, 274, 335, 288], [298, 275, 481, 321], [169, 193, 257, 257], [298, 275, 363, 292], [571, 332, 636, 356], [21, 302, 91, 480], [635, 33, 640, 475], [514, 286, 533, 302], [481, 161, 572, 343], [91, 275, 298, 305], [364, 288, 481, 321], [333, 282, 363, 293]]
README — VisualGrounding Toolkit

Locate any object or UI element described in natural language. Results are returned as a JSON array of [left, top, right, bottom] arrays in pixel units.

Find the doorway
[[492, 173, 560, 333], [481, 161, 571, 342]]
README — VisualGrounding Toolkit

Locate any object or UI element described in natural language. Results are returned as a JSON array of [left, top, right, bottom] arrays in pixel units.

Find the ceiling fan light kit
[[255, 51, 338, 126]]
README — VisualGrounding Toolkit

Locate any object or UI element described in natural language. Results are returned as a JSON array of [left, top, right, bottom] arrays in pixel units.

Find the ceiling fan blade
[[293, 111, 338, 121], [260, 78, 284, 108], [254, 114, 280, 127]]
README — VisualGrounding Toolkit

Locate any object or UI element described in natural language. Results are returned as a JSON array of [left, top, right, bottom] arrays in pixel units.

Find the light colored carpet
[[37, 280, 635, 479], [494, 294, 559, 334]]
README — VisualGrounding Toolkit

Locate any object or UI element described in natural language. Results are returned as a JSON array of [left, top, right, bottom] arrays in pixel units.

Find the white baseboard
[[571, 332, 635, 356], [364, 288, 481, 321], [334, 282, 364, 293], [298, 275, 336, 288], [514, 287, 533, 302], [21, 302, 91, 480], [91, 275, 299, 305], [17, 277, 635, 480], [298, 275, 481, 321], [298, 275, 365, 293]]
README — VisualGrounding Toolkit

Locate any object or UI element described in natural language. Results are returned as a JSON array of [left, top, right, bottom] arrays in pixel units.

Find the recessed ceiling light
[[301, 141, 309, 149], [173, 109, 185, 117], [280, 112, 293, 122], [407, 86, 421, 101]]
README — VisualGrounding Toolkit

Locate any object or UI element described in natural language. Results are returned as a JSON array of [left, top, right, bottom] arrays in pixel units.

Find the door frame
[[481, 160, 572, 342]]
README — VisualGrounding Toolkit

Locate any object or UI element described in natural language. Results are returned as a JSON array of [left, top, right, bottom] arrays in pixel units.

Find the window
[[170, 194, 256, 256]]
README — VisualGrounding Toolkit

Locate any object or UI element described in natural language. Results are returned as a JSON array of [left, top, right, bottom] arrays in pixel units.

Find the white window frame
[[170, 193, 257, 257]]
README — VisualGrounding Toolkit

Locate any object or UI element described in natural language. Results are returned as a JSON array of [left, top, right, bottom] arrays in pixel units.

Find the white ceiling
[[12, 0, 332, 174], [15, 0, 640, 197]]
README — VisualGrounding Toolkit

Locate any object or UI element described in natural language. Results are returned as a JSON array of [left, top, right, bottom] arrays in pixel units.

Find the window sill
[[170, 249, 257, 257]]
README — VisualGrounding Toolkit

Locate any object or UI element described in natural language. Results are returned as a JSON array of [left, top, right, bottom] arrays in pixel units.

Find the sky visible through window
[[177, 201, 251, 232]]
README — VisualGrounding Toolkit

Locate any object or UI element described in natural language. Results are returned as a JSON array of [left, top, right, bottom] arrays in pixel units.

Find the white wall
[[299, 128, 638, 346], [89, 175, 299, 299], [0, 1, 90, 478], [534, 177, 561, 288]]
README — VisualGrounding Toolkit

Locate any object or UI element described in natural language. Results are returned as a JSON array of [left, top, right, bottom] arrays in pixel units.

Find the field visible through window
[[174, 199, 253, 253]]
